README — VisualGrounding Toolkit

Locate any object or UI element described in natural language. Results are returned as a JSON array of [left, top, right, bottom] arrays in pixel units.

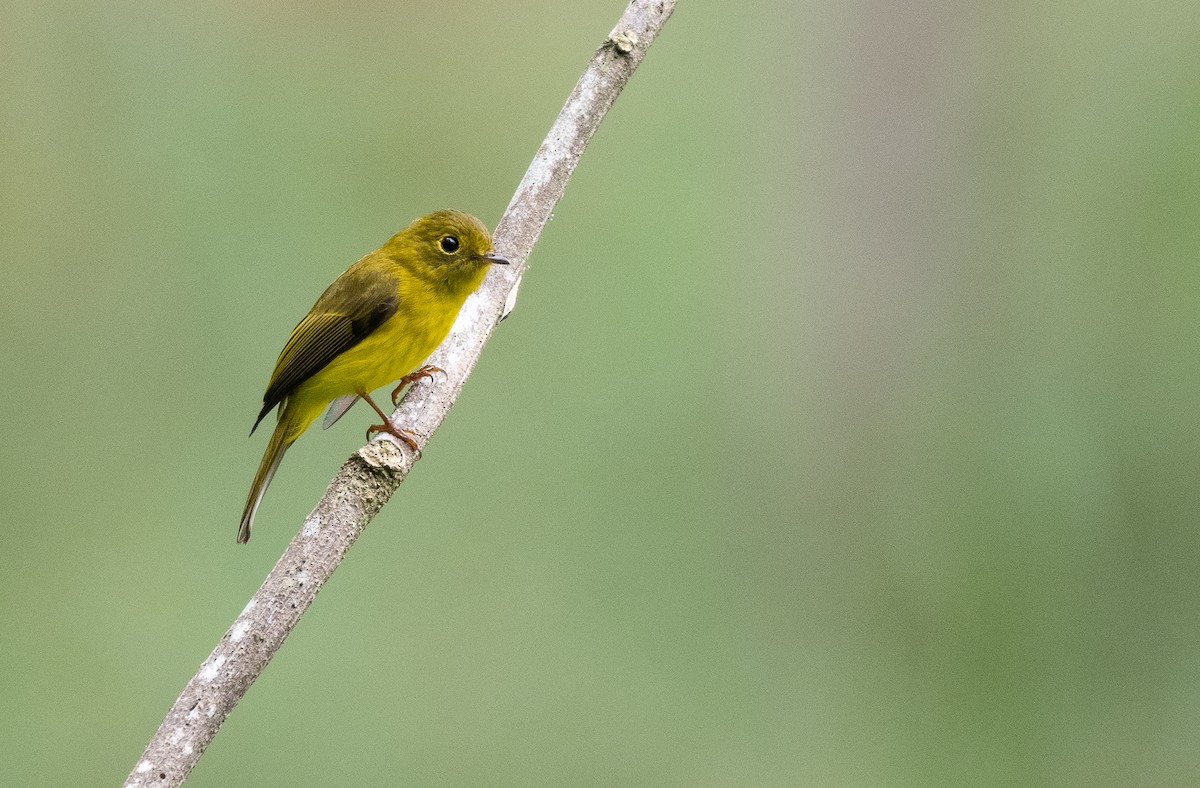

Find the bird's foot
[[366, 421, 422, 458], [391, 365, 446, 406], [360, 390, 423, 458]]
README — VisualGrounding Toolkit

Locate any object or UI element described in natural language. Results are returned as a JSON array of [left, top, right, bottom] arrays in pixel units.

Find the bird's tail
[[238, 417, 294, 544]]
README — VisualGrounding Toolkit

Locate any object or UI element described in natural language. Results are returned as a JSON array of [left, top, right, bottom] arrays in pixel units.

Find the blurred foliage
[[2, 1, 1199, 785]]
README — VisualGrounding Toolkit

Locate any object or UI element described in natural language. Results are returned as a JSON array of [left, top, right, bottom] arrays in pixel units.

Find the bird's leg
[[361, 391, 422, 457], [391, 365, 446, 406]]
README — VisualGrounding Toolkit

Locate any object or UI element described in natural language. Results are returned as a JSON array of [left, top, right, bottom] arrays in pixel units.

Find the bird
[[238, 209, 507, 543]]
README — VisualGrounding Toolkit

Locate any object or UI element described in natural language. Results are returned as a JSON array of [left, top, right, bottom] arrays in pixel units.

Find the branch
[[124, 2, 676, 785]]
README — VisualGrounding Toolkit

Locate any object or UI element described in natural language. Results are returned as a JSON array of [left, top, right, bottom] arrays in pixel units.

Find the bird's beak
[[482, 251, 509, 265]]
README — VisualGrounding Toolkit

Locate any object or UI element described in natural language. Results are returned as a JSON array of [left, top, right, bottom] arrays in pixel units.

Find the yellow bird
[[239, 210, 507, 543]]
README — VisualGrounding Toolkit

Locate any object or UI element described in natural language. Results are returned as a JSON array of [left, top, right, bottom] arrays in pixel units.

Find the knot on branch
[[608, 30, 639, 55]]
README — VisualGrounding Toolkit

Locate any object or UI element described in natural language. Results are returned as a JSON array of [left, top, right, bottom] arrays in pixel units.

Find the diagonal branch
[[124, 2, 676, 785]]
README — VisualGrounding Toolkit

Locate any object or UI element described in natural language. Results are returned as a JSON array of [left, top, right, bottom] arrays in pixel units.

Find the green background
[[3, 1, 1199, 785]]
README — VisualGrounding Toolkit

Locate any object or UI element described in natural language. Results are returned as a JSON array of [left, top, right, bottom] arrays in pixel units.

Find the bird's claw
[[391, 365, 446, 406], [366, 421, 423, 459]]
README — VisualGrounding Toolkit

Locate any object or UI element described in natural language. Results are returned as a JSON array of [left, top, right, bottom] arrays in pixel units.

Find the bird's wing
[[251, 261, 398, 433]]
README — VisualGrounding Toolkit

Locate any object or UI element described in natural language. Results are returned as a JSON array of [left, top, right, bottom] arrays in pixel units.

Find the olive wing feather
[[251, 263, 399, 434]]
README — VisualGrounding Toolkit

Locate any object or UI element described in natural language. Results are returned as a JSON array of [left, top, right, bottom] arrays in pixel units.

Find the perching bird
[[239, 210, 507, 543]]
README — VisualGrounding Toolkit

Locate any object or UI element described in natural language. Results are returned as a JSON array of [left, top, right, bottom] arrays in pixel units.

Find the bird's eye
[[439, 235, 460, 254]]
